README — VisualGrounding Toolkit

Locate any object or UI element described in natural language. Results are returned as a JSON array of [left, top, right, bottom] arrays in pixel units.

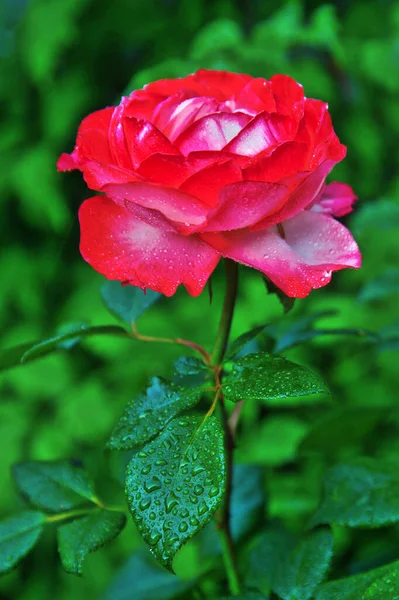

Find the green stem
[[211, 260, 239, 366], [211, 259, 241, 596]]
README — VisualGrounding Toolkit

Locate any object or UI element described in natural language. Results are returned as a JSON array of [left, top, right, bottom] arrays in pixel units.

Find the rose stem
[[211, 259, 241, 596]]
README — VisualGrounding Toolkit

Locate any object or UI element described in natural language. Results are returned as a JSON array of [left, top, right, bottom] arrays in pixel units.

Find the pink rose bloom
[[58, 69, 361, 297]]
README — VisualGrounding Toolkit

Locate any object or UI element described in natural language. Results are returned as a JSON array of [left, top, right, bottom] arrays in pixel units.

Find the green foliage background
[[0, 0, 398, 598]]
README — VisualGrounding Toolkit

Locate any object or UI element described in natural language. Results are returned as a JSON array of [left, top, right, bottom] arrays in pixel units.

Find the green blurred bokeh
[[1, 0, 398, 598]]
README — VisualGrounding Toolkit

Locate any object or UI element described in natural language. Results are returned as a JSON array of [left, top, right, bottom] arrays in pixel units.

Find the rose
[[58, 69, 361, 297]]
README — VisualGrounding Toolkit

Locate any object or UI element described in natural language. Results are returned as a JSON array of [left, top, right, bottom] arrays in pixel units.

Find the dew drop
[[141, 465, 151, 475], [148, 532, 162, 546], [178, 521, 188, 532], [144, 478, 162, 493], [194, 484, 204, 495], [198, 500, 209, 516], [139, 497, 151, 511]]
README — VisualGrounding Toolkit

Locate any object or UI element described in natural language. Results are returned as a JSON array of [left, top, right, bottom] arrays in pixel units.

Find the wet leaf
[[316, 559, 399, 599], [310, 458, 399, 528], [107, 378, 203, 451], [223, 352, 330, 405], [125, 415, 226, 571]]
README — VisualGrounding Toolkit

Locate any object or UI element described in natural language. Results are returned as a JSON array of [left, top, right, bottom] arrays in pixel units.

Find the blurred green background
[[1, 0, 399, 598]]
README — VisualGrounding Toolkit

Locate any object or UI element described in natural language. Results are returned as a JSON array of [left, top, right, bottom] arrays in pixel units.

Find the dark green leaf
[[316, 559, 399, 600], [299, 407, 388, 457], [247, 526, 333, 599], [264, 277, 295, 314], [125, 415, 226, 571], [223, 353, 330, 405], [101, 281, 161, 324], [12, 460, 96, 512], [199, 465, 264, 556], [352, 199, 399, 235], [172, 356, 210, 388], [247, 526, 296, 593], [0, 511, 45, 574], [101, 552, 196, 600], [271, 528, 334, 600], [310, 458, 399, 528], [107, 378, 203, 450], [57, 510, 126, 575], [358, 269, 399, 303], [0, 325, 128, 372], [264, 311, 378, 353], [225, 326, 266, 362], [222, 594, 267, 600]]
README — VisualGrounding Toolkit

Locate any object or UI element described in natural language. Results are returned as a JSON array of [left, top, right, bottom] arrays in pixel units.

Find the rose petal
[[269, 74, 305, 120], [234, 78, 276, 113], [203, 181, 289, 232], [312, 182, 358, 217], [251, 159, 336, 230], [153, 95, 221, 141], [201, 211, 361, 298], [175, 112, 252, 155], [122, 118, 179, 168], [142, 69, 252, 101], [79, 195, 220, 296], [224, 112, 298, 157], [102, 182, 209, 233], [243, 141, 308, 182], [179, 160, 242, 207], [57, 107, 114, 172], [296, 99, 346, 168]]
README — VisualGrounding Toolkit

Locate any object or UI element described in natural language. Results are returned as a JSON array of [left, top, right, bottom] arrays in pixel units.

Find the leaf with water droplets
[[224, 326, 266, 362], [316, 559, 399, 599], [309, 458, 399, 529], [12, 459, 96, 512], [107, 378, 203, 450], [101, 281, 161, 324], [223, 352, 330, 406], [0, 511, 45, 574], [57, 510, 126, 576], [125, 415, 226, 571]]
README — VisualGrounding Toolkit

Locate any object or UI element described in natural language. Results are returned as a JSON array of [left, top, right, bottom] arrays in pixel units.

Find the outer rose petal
[[79, 195, 220, 297], [269, 74, 305, 120], [243, 141, 308, 182], [142, 69, 252, 101], [203, 181, 289, 232], [201, 211, 361, 298], [312, 182, 357, 217], [251, 159, 336, 230], [101, 181, 209, 233]]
